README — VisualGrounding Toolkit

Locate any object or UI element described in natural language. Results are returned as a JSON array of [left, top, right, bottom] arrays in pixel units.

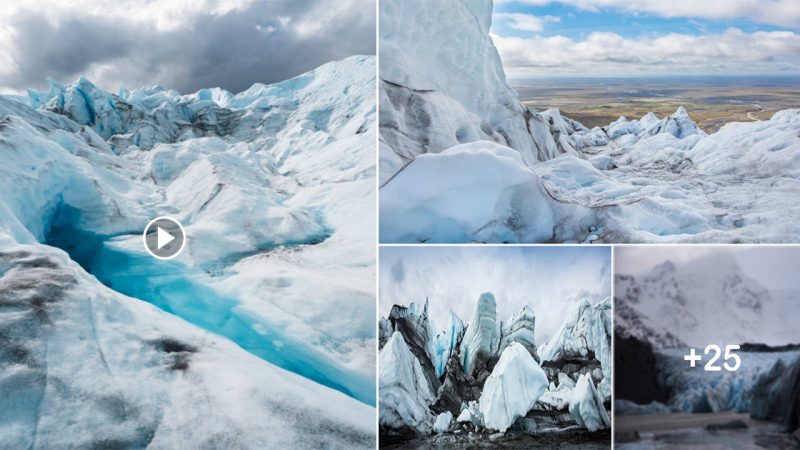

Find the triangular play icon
[[157, 227, 175, 250]]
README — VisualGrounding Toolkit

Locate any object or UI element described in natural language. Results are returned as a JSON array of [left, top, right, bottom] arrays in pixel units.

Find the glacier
[[378, 292, 611, 445], [0, 55, 376, 447], [379, 0, 800, 243], [655, 349, 800, 414], [614, 251, 800, 439]]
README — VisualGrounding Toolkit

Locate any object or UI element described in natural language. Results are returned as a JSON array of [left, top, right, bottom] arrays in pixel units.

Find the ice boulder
[[479, 342, 548, 432], [459, 292, 500, 378], [433, 411, 453, 434], [499, 304, 538, 360], [607, 116, 641, 139], [379, 332, 435, 433], [456, 401, 483, 428], [379, 140, 562, 244], [569, 373, 610, 432], [661, 106, 702, 139]]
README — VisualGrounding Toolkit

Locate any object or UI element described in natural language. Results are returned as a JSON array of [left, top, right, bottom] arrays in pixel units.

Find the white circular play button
[[143, 216, 186, 260]]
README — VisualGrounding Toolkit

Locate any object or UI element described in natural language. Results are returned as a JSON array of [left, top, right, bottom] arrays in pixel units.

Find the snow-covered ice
[[615, 252, 795, 349], [0, 55, 376, 447]]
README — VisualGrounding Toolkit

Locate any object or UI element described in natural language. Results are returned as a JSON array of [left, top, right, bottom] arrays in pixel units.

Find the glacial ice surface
[[379, 0, 800, 243], [499, 304, 538, 359], [0, 55, 376, 447], [656, 349, 800, 414], [433, 310, 464, 377]]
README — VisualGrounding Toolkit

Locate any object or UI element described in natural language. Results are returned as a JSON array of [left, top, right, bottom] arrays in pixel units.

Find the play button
[[157, 227, 175, 249], [143, 216, 186, 260]]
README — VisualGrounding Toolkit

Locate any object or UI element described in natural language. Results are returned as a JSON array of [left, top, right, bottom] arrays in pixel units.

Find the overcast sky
[[491, 0, 800, 78], [0, 0, 375, 94], [615, 246, 800, 291], [380, 246, 610, 342]]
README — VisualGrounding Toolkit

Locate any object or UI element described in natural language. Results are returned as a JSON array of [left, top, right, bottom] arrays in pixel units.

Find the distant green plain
[[514, 78, 800, 133]]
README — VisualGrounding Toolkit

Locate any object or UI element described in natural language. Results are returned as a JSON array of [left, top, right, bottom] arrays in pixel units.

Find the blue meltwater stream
[[45, 206, 375, 406]]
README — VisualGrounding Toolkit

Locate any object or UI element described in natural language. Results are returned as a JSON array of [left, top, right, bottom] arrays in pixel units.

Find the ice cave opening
[[44, 203, 375, 405]]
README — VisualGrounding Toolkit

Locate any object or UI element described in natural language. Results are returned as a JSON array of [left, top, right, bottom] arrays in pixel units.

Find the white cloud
[[494, 0, 800, 28], [379, 247, 610, 342], [492, 28, 800, 76], [0, 0, 375, 93], [495, 12, 561, 33]]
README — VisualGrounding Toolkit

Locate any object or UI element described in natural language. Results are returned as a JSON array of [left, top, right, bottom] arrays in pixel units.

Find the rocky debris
[[705, 420, 749, 431], [434, 352, 471, 414], [615, 430, 640, 443]]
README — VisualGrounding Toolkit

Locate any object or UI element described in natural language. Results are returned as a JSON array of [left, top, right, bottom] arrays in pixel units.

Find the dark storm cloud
[[1, 0, 375, 93]]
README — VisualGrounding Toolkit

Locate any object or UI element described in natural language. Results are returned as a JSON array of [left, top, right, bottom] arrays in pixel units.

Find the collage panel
[[0, 1, 376, 448], [379, 0, 800, 244], [614, 246, 800, 448], [378, 245, 612, 448]]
